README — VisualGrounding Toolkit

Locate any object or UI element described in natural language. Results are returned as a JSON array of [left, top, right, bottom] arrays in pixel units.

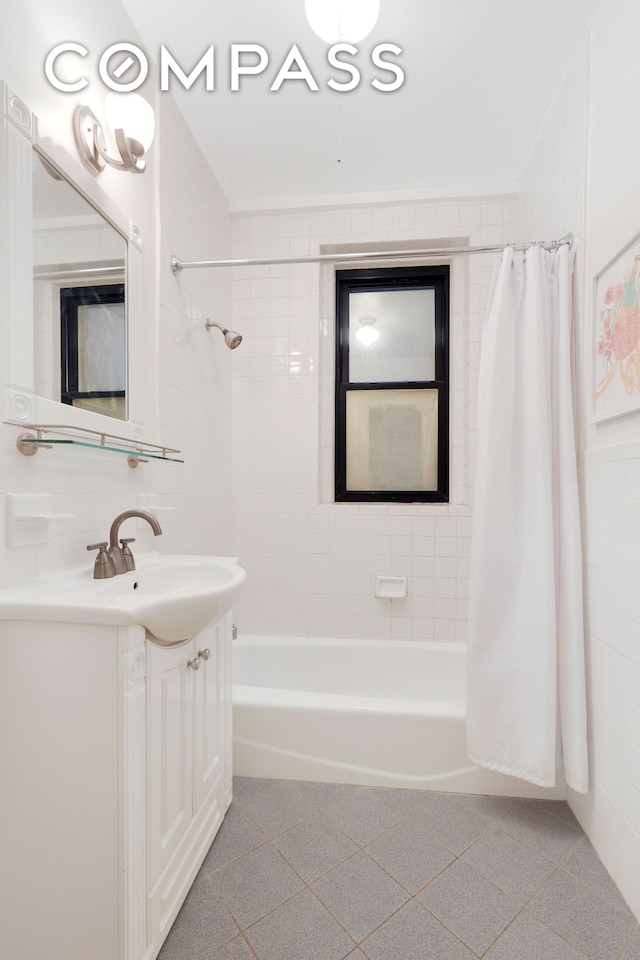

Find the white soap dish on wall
[[6, 494, 76, 547], [375, 575, 408, 599]]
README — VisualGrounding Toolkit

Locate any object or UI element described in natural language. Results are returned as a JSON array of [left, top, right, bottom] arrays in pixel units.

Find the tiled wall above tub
[[230, 197, 515, 641]]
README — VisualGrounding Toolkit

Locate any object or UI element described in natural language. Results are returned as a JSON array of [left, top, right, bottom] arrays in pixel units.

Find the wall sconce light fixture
[[73, 92, 155, 174], [305, 0, 380, 43]]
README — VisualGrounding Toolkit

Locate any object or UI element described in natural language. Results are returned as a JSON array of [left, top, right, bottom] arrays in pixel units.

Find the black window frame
[[335, 264, 450, 503], [60, 283, 126, 407]]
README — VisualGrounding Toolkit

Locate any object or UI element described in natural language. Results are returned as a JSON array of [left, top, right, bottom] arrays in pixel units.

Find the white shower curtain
[[467, 244, 588, 793]]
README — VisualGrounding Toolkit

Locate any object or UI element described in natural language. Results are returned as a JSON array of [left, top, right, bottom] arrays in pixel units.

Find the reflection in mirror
[[32, 152, 128, 421]]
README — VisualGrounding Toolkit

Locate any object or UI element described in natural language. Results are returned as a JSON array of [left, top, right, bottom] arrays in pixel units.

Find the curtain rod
[[170, 234, 573, 273]]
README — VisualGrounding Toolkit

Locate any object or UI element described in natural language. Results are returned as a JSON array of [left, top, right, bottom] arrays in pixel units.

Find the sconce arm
[[73, 105, 146, 175]]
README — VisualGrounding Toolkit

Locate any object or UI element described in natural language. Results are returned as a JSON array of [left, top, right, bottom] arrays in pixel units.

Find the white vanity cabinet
[[0, 612, 233, 960]]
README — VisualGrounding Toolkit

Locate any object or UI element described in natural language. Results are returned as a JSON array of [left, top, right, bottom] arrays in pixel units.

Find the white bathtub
[[232, 636, 564, 798]]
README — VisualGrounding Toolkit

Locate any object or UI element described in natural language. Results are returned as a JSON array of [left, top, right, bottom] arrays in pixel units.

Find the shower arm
[[170, 234, 573, 273]]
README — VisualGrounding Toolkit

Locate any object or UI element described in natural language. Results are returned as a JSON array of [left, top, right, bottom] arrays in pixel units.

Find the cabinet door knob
[[187, 657, 201, 671], [198, 648, 211, 661]]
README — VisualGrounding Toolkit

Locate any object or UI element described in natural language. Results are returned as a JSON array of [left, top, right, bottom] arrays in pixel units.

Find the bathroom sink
[[0, 553, 246, 643]]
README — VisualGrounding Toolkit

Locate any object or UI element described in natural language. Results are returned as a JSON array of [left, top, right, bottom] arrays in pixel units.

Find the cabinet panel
[[147, 640, 194, 886], [0, 623, 120, 960], [147, 616, 230, 953], [193, 619, 225, 811]]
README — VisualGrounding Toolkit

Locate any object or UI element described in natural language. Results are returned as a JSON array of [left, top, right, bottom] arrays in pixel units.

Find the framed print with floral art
[[594, 231, 640, 421]]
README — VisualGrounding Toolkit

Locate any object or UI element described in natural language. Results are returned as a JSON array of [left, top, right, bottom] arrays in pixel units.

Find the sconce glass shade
[[105, 92, 155, 152], [305, 0, 380, 43]]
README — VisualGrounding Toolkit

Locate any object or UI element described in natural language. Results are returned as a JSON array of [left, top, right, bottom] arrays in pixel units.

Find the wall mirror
[[33, 155, 128, 420], [1, 80, 143, 435]]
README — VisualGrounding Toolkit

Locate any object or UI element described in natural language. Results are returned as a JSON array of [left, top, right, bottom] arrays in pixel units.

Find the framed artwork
[[594, 231, 640, 421]]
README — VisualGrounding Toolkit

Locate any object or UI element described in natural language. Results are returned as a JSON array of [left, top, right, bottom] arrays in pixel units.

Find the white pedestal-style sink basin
[[0, 552, 246, 643]]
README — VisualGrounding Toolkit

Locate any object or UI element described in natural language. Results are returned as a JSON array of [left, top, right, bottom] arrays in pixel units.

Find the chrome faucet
[[87, 510, 163, 578]]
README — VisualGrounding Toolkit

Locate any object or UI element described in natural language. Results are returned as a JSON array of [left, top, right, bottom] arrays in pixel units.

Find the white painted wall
[[0, 1, 234, 589], [517, 1, 640, 919], [230, 198, 515, 641]]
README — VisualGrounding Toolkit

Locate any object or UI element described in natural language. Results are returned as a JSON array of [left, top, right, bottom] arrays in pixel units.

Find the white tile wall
[[516, 20, 640, 920], [231, 197, 516, 640], [153, 95, 234, 558]]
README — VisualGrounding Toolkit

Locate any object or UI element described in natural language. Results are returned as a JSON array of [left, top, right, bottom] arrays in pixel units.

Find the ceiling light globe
[[305, 0, 381, 43]]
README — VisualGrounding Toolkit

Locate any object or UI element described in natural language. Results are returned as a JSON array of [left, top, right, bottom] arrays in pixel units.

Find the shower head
[[205, 319, 243, 349]]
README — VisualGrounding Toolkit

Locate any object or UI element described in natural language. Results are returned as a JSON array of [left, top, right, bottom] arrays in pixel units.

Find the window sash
[[335, 266, 449, 503]]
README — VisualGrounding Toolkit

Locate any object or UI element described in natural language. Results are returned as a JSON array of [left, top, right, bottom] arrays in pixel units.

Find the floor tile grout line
[[471, 903, 528, 959], [209, 831, 466, 956], [234, 776, 573, 864], [199, 870, 247, 947], [617, 926, 638, 960], [404, 807, 496, 857], [215, 794, 577, 951], [349, 891, 496, 959], [552, 837, 637, 915], [496, 818, 586, 865], [477, 904, 596, 960], [525, 852, 629, 913], [413, 862, 524, 954], [210, 870, 309, 949], [210, 835, 363, 951], [520, 907, 603, 960], [513, 860, 608, 960], [229, 783, 608, 933], [160, 780, 640, 960], [224, 930, 261, 959]]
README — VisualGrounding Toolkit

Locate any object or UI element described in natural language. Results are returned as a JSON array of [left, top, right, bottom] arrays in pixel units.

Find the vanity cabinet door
[[146, 615, 231, 956], [146, 638, 195, 886], [193, 618, 225, 811]]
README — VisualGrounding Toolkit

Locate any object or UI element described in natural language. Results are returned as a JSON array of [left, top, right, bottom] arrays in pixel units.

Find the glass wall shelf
[[5, 422, 183, 467]]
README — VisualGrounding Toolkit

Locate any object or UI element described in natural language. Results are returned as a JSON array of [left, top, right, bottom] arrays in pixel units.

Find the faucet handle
[[119, 538, 136, 572], [87, 542, 116, 579], [87, 541, 108, 552]]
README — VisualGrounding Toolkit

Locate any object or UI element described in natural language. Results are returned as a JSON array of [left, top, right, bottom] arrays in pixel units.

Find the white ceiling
[[121, 0, 601, 211]]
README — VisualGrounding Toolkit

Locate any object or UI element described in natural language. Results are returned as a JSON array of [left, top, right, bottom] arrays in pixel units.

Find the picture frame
[[593, 230, 640, 422]]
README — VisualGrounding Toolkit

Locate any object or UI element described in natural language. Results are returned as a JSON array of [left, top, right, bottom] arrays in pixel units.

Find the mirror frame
[[0, 79, 144, 437]]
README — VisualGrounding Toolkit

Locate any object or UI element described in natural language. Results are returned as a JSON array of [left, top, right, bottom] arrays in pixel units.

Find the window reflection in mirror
[[32, 152, 128, 421]]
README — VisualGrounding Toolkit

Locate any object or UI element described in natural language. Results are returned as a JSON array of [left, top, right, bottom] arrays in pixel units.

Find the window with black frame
[[335, 265, 449, 503], [60, 283, 127, 420]]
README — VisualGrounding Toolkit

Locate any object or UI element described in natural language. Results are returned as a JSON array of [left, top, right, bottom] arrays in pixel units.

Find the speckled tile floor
[[158, 777, 640, 960]]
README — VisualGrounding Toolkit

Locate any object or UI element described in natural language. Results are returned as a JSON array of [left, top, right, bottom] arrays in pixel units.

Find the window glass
[[348, 289, 435, 383], [346, 388, 438, 491], [76, 301, 126, 393]]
